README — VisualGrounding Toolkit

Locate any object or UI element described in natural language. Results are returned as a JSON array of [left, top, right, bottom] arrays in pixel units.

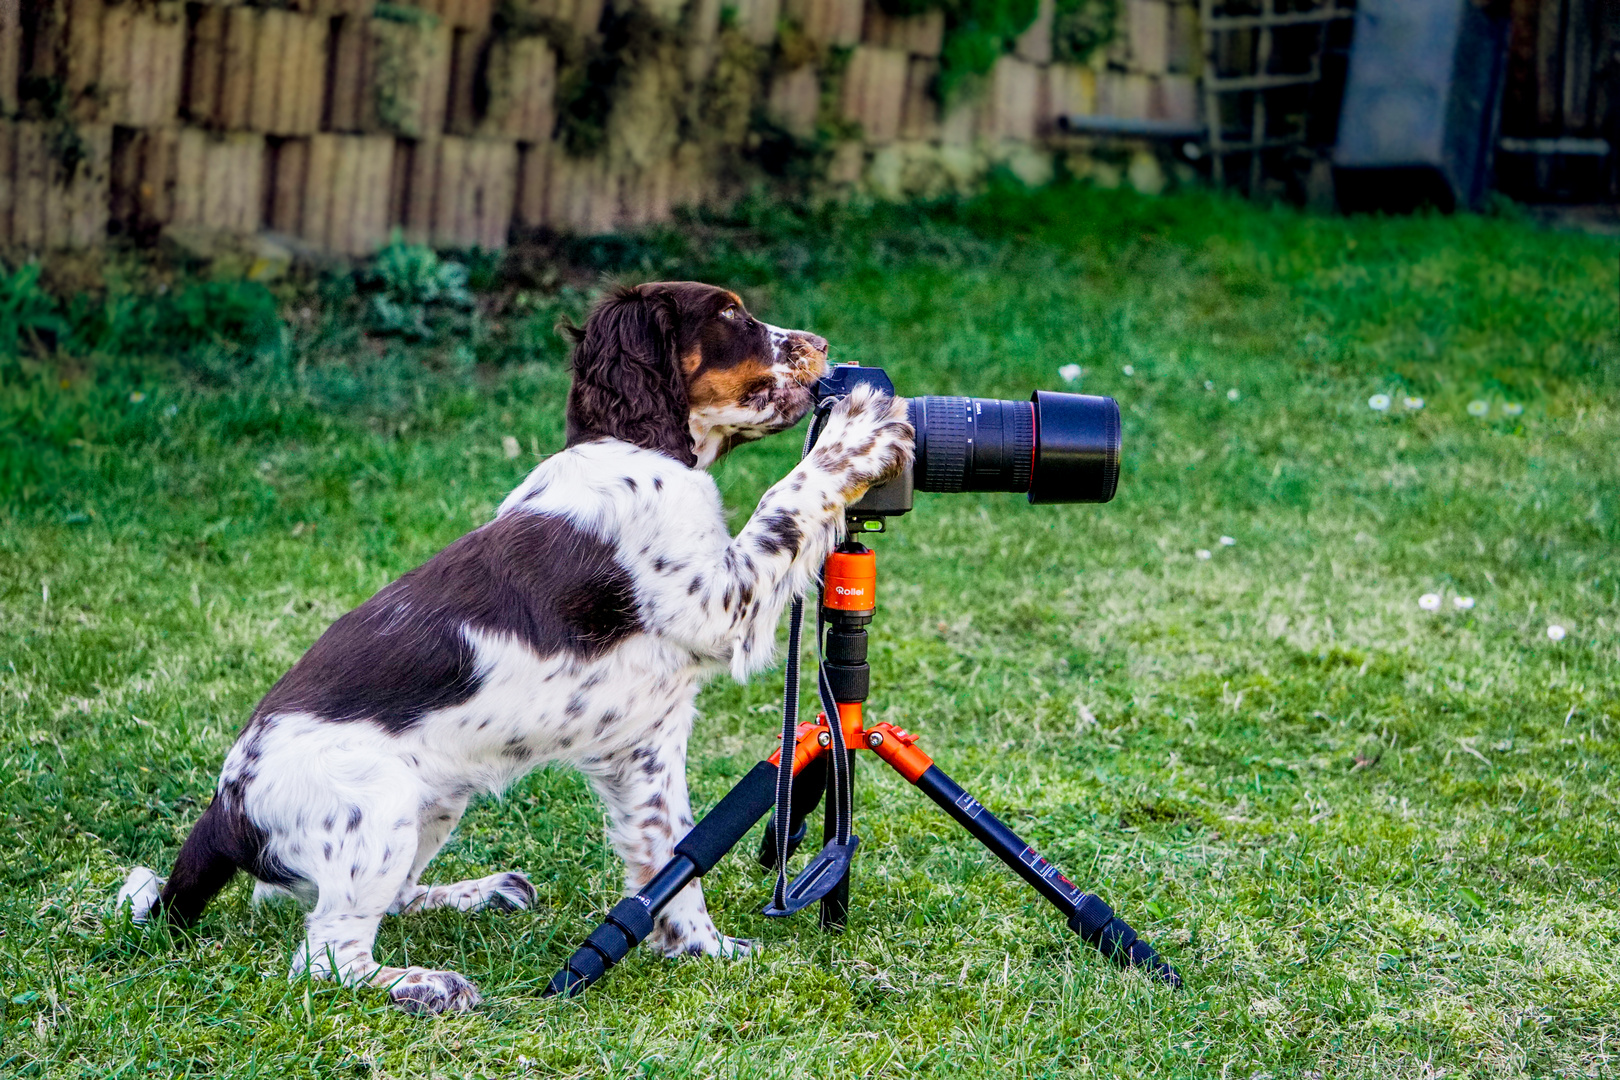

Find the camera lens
[[909, 397, 1034, 495], [908, 392, 1119, 504]]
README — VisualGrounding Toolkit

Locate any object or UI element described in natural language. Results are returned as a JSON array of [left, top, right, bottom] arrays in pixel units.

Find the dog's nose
[[799, 332, 829, 355]]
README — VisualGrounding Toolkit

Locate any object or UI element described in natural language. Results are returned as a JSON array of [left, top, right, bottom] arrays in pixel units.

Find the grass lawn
[[1, 185, 1616, 1078]]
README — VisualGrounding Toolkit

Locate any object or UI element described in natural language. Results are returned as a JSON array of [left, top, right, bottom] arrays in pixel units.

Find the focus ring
[[911, 397, 968, 493]]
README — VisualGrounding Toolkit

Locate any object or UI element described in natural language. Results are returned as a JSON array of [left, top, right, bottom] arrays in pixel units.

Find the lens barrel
[[909, 397, 1034, 495], [908, 392, 1119, 504]]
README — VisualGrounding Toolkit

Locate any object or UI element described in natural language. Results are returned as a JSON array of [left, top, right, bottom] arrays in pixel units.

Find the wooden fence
[[1499, 0, 1619, 200], [0, 0, 1204, 255]]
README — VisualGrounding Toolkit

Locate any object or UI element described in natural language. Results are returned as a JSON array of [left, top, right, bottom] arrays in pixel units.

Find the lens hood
[[1028, 391, 1120, 504]]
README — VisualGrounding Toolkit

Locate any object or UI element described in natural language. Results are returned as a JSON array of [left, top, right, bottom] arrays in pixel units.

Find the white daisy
[[1196, 549, 1212, 560], [1467, 400, 1489, 417], [501, 435, 522, 459], [1546, 624, 1566, 642], [1502, 402, 1524, 417], [1219, 536, 1236, 546], [1403, 396, 1424, 410], [1204, 380, 1215, 391], [1122, 364, 1135, 376], [129, 391, 146, 404], [1368, 394, 1391, 411], [1418, 593, 1441, 611], [1059, 363, 1082, 383], [1452, 596, 1474, 610], [1227, 388, 1240, 401]]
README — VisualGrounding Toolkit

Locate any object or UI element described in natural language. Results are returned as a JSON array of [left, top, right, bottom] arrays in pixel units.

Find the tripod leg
[[864, 728, 1180, 987], [544, 761, 778, 997], [546, 727, 831, 998], [756, 753, 827, 870], [923, 764, 1179, 986], [819, 749, 856, 930]]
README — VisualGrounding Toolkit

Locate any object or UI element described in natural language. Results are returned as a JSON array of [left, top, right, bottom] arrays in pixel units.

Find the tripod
[[545, 536, 1181, 997]]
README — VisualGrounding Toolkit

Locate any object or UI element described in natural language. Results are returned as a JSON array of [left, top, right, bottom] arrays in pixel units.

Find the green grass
[[1, 184, 1616, 1078]]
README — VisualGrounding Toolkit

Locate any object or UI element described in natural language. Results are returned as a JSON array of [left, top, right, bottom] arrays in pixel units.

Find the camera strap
[[762, 403, 858, 918]]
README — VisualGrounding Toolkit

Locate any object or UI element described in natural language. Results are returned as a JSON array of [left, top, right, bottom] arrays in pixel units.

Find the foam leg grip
[[675, 760, 778, 875]]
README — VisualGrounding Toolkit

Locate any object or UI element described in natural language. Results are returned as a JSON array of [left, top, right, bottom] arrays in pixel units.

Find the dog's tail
[[117, 797, 250, 927]]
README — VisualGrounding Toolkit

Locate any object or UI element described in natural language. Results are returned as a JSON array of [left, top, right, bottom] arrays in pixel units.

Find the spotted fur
[[116, 282, 913, 1014]]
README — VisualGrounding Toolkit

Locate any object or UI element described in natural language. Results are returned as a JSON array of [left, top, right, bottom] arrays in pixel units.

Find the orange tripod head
[[821, 544, 876, 619]]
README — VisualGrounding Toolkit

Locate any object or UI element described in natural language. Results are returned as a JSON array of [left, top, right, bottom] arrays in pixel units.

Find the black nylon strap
[[769, 400, 857, 914], [770, 596, 805, 911], [815, 608, 852, 847]]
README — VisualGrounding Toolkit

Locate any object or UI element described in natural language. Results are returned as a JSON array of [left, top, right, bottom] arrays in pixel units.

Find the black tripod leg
[[819, 749, 856, 931], [756, 753, 828, 870], [912, 763, 1182, 988], [544, 760, 779, 998]]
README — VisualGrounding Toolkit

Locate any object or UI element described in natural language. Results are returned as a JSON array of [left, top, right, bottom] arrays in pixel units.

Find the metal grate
[[1199, 0, 1354, 194]]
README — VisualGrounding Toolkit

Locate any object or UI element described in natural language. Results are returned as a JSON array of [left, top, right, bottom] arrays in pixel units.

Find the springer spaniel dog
[[117, 282, 913, 1014]]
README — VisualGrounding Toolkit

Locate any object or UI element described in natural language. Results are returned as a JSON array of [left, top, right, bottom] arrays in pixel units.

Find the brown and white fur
[[116, 282, 913, 1015]]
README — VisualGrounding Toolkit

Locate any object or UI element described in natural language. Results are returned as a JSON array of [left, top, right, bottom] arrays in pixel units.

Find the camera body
[[812, 365, 916, 521], [811, 362, 1122, 524]]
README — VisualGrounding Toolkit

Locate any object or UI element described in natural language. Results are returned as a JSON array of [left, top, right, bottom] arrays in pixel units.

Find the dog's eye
[[720, 307, 740, 320]]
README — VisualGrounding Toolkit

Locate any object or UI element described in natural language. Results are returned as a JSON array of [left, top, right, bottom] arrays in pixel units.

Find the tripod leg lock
[[546, 897, 656, 998]]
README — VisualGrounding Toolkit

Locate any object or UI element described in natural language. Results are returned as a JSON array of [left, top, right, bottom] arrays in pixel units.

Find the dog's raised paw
[[389, 968, 483, 1015], [812, 385, 915, 499]]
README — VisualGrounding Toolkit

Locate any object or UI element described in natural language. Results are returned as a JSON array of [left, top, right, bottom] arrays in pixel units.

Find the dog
[[116, 281, 913, 1014]]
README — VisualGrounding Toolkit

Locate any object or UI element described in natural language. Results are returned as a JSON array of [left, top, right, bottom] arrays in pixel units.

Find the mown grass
[[1, 184, 1616, 1078]]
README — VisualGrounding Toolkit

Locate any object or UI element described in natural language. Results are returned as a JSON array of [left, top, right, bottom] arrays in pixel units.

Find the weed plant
[[0, 182, 1616, 1078]]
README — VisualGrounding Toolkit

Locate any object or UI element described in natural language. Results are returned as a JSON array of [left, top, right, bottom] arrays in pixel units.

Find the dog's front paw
[[388, 968, 483, 1015], [812, 385, 915, 501], [648, 914, 757, 960]]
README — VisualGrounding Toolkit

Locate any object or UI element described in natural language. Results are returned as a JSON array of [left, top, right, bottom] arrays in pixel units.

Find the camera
[[812, 363, 1121, 521]]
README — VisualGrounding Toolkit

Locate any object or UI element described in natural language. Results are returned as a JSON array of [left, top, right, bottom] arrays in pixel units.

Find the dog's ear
[[564, 284, 696, 467]]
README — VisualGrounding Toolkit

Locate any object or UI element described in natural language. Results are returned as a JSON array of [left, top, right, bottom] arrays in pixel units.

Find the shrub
[[0, 261, 67, 355], [362, 233, 476, 341]]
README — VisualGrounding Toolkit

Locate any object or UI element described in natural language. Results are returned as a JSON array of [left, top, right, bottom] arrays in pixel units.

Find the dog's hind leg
[[388, 797, 535, 915], [393, 871, 536, 914], [290, 795, 482, 1014], [581, 730, 755, 960]]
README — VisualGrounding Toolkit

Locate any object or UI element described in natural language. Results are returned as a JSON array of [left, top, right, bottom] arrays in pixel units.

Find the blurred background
[[0, 0, 1614, 258]]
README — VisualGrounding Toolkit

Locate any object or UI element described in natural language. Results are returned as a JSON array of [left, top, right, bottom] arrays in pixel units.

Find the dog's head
[[564, 282, 829, 468]]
